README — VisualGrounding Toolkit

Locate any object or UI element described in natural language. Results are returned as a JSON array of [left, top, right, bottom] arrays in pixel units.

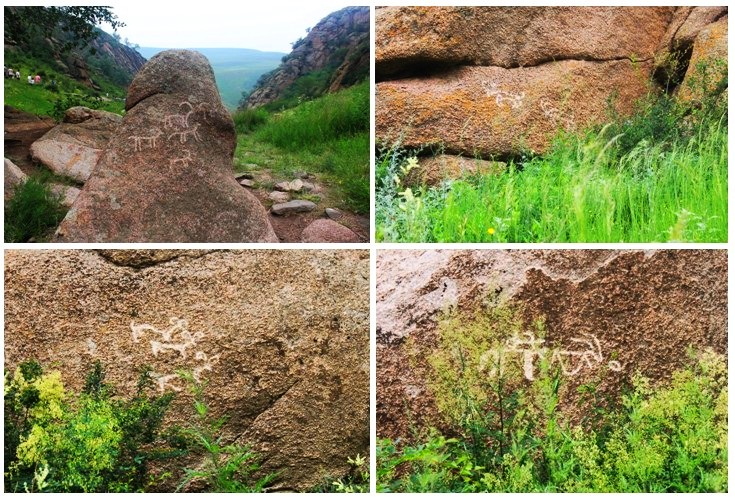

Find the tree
[[4, 6, 124, 51]]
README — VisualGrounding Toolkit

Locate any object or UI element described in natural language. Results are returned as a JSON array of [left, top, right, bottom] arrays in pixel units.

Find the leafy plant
[[176, 372, 275, 493], [377, 305, 728, 492], [4, 360, 177, 492]]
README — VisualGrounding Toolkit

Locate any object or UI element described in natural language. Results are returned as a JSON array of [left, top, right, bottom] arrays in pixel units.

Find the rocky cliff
[[377, 250, 727, 440], [244, 6, 369, 108], [375, 6, 727, 161]]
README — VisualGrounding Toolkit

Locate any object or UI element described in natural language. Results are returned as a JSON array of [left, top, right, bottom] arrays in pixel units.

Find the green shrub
[[4, 360, 177, 492], [4, 177, 67, 243], [377, 305, 728, 492], [310, 454, 370, 493], [176, 372, 275, 493]]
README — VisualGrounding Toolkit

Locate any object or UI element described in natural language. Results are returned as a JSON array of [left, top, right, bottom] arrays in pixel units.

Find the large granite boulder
[[54, 50, 277, 242], [4, 157, 27, 199], [678, 15, 728, 102], [29, 107, 121, 183], [377, 59, 652, 158], [5, 250, 369, 491], [377, 250, 727, 439], [376, 7, 675, 78]]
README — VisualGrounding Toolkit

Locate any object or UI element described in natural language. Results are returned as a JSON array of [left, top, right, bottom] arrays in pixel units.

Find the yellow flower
[[487, 227, 495, 235]]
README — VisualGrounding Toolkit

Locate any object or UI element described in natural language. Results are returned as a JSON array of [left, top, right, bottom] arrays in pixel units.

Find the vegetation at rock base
[[4, 176, 68, 243], [232, 80, 370, 214], [5, 360, 362, 493], [377, 306, 728, 492], [309, 454, 370, 493], [376, 58, 727, 243], [4, 360, 179, 492]]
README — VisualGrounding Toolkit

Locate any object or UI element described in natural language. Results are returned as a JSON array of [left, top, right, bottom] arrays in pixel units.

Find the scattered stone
[[239, 178, 255, 188], [53, 50, 278, 242], [268, 191, 290, 203], [325, 208, 343, 220], [290, 179, 304, 191], [301, 219, 361, 243], [301, 181, 316, 192], [49, 183, 81, 208], [274, 181, 292, 192], [294, 171, 314, 179], [30, 110, 121, 183], [234, 172, 254, 180], [4, 158, 27, 199], [271, 200, 317, 215]]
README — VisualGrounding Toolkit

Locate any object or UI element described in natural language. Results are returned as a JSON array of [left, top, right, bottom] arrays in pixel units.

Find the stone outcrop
[[30, 106, 121, 183], [376, 7, 675, 79], [54, 50, 277, 242], [377, 250, 727, 440], [377, 59, 652, 158], [375, 6, 728, 172], [245, 7, 369, 108], [678, 15, 728, 102], [5, 250, 369, 491]]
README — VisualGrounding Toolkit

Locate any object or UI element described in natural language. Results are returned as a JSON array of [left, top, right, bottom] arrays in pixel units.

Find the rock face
[[54, 50, 278, 242], [4, 157, 27, 199], [679, 15, 728, 102], [30, 107, 121, 183], [377, 59, 652, 158], [376, 7, 675, 79], [377, 250, 727, 440], [407, 155, 506, 186], [375, 7, 727, 163], [5, 250, 370, 491], [245, 6, 369, 108]]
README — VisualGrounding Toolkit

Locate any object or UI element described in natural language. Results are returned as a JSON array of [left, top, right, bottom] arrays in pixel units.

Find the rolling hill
[[138, 47, 284, 109]]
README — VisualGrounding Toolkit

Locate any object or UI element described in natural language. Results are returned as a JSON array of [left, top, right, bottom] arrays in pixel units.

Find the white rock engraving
[[168, 123, 202, 144], [479, 331, 622, 381], [482, 80, 525, 109], [129, 130, 163, 152]]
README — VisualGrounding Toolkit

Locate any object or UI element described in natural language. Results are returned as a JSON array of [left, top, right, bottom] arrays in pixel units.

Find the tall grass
[[4, 177, 67, 242], [233, 81, 369, 214], [376, 108, 727, 243]]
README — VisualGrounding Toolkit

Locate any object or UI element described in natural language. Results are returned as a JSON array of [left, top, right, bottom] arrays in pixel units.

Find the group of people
[[4, 67, 21, 80], [4, 67, 44, 85]]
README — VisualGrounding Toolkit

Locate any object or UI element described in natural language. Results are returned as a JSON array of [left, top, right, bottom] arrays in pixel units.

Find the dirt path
[[238, 168, 370, 243]]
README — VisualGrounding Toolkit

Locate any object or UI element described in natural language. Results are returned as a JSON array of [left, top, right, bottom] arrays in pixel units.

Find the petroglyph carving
[[130, 317, 221, 392], [169, 149, 193, 169], [482, 80, 525, 109], [168, 123, 202, 144], [129, 130, 163, 152], [479, 331, 622, 381], [196, 102, 213, 121], [164, 102, 195, 129], [539, 97, 576, 130]]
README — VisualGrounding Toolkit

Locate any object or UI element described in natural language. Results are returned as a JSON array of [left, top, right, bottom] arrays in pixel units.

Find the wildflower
[[487, 227, 495, 235]]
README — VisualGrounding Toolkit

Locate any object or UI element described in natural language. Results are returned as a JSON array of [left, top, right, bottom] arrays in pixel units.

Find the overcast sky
[[99, 1, 356, 53]]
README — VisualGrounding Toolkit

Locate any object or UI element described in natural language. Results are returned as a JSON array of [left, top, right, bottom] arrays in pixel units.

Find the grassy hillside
[[138, 47, 284, 110], [4, 50, 126, 117], [232, 80, 369, 214]]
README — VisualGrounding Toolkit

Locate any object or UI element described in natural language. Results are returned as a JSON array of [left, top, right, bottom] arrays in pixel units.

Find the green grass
[[4, 176, 68, 242], [232, 81, 369, 214], [4, 51, 126, 117], [376, 78, 727, 243]]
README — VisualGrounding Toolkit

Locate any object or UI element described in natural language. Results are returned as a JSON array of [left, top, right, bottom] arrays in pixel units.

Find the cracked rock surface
[[5, 250, 369, 491], [377, 250, 727, 440]]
